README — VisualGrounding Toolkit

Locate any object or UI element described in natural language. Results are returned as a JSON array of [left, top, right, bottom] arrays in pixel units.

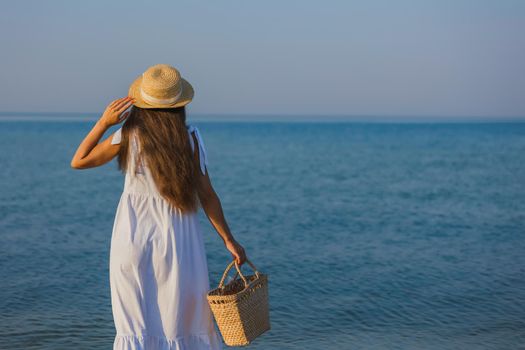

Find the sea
[[1, 115, 524, 350]]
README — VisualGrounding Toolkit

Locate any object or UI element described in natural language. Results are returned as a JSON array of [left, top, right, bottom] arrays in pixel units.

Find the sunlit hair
[[117, 106, 200, 213]]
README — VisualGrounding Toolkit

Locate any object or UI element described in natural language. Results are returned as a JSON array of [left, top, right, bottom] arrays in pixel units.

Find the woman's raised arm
[[70, 97, 134, 169]]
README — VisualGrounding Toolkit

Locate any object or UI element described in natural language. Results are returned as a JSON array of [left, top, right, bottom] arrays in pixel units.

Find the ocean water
[[1, 119, 524, 350]]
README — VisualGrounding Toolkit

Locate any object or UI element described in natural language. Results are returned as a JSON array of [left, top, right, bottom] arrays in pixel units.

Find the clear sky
[[0, 0, 524, 118]]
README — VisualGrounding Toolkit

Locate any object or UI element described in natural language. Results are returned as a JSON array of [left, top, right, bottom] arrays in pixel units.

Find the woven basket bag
[[207, 259, 270, 346]]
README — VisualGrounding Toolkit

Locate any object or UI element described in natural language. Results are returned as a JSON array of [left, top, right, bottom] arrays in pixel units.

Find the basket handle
[[218, 259, 260, 290]]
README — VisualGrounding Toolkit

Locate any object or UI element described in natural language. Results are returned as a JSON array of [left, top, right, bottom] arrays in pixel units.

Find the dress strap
[[187, 125, 208, 175], [116, 128, 141, 176], [111, 127, 122, 145]]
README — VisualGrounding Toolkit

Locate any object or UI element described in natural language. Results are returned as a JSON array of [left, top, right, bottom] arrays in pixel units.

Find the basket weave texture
[[207, 259, 270, 346]]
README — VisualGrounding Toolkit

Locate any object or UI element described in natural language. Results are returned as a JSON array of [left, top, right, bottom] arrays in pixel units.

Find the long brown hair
[[117, 106, 199, 213]]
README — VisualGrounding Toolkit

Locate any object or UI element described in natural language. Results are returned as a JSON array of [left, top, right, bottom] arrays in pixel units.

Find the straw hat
[[129, 64, 194, 108]]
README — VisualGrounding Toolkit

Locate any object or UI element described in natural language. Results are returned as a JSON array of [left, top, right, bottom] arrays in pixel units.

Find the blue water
[[1, 119, 525, 350]]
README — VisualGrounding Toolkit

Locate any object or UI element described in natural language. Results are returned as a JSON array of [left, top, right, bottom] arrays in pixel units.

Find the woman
[[71, 64, 246, 350]]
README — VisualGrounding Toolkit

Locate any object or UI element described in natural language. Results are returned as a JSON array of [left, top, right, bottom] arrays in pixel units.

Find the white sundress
[[108, 124, 223, 350]]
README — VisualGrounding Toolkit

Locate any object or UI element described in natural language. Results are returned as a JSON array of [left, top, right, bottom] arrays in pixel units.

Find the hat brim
[[128, 75, 194, 109]]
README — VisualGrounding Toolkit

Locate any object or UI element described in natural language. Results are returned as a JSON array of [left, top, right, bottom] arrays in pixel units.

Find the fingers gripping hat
[[129, 64, 194, 108]]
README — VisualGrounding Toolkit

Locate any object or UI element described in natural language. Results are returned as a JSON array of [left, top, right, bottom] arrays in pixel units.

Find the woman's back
[[111, 124, 208, 206]]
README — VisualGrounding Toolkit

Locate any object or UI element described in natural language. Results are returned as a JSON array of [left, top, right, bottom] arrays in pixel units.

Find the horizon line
[[0, 111, 524, 123]]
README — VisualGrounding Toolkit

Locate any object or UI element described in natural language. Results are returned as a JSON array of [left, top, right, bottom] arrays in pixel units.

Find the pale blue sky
[[0, 0, 524, 118]]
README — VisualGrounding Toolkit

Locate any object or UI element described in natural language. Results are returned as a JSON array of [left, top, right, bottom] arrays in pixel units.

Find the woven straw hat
[[128, 64, 194, 108]]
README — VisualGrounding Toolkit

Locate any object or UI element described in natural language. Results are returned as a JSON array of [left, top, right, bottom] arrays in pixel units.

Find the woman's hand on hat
[[100, 96, 135, 128]]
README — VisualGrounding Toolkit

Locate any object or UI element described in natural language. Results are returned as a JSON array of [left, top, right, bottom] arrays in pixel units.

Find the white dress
[[108, 124, 223, 350]]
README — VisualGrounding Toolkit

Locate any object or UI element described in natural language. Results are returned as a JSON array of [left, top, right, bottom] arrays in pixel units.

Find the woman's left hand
[[100, 96, 135, 128]]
